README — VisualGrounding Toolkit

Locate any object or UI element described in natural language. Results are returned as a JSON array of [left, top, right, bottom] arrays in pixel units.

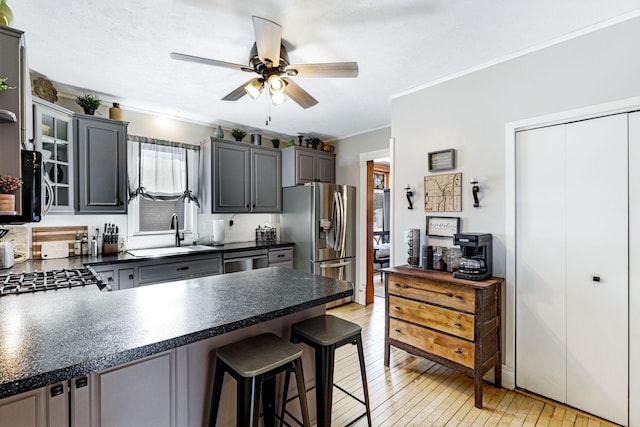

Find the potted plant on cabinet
[[305, 136, 322, 150], [0, 77, 15, 92], [76, 94, 101, 115], [0, 174, 22, 212], [231, 128, 247, 142], [271, 137, 280, 148]]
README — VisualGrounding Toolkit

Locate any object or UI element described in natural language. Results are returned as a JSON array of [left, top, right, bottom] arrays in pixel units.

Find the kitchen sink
[[127, 245, 217, 258]]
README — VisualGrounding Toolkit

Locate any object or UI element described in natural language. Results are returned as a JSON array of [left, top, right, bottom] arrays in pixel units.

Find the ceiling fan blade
[[221, 78, 261, 101], [252, 16, 282, 68], [282, 78, 318, 109], [170, 52, 255, 73], [284, 62, 359, 78]]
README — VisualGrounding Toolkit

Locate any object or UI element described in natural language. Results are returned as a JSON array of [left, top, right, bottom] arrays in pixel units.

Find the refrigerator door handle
[[319, 260, 353, 268], [333, 191, 344, 253]]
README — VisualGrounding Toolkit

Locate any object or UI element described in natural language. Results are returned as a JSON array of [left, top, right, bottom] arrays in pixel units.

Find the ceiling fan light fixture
[[267, 75, 286, 96], [244, 79, 264, 100], [270, 92, 287, 105]]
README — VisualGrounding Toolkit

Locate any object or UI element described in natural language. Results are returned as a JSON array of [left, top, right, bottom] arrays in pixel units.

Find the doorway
[[357, 147, 391, 305]]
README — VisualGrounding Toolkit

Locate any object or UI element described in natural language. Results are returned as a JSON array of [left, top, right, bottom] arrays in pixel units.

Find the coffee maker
[[452, 233, 492, 281]]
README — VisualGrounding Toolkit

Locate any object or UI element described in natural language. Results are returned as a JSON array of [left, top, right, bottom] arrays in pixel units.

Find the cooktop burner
[[0, 267, 106, 296]]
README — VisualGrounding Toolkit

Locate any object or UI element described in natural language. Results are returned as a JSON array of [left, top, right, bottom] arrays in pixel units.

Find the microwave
[[0, 150, 42, 223]]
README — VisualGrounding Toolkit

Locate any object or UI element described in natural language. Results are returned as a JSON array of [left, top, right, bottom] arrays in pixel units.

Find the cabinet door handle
[[129, 274, 134, 280], [50, 384, 64, 397], [177, 266, 189, 271], [454, 349, 463, 355], [592, 275, 601, 282], [75, 376, 88, 389]]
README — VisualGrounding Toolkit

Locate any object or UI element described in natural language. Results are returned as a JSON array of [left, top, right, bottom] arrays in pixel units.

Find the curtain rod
[[128, 135, 200, 151]]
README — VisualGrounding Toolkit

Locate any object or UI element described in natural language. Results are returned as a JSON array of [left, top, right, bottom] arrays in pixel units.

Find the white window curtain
[[128, 135, 200, 206]]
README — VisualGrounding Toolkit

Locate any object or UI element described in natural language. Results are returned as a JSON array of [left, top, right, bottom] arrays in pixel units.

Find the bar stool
[[283, 314, 372, 427], [208, 333, 311, 427]]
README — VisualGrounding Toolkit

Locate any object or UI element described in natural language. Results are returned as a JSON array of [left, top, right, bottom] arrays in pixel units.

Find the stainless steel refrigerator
[[281, 183, 356, 307]]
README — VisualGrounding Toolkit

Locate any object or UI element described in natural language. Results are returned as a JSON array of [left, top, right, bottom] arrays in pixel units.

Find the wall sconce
[[404, 185, 414, 210], [471, 177, 480, 207]]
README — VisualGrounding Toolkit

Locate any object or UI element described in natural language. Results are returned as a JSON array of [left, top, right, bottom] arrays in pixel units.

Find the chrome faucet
[[170, 213, 184, 247]]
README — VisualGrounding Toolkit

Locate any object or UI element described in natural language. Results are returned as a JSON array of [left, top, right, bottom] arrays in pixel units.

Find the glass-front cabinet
[[33, 97, 75, 214]]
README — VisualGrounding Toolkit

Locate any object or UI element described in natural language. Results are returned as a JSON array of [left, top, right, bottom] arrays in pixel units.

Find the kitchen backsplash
[[4, 212, 281, 258]]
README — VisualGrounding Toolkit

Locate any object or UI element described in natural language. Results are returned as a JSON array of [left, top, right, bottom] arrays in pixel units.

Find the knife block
[[102, 242, 118, 256]]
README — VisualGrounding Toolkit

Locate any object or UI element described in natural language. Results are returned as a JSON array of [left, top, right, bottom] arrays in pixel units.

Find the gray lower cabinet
[[0, 378, 87, 427], [74, 115, 128, 214], [201, 137, 281, 213], [282, 145, 335, 186], [90, 253, 222, 290], [91, 351, 175, 427], [268, 246, 294, 269]]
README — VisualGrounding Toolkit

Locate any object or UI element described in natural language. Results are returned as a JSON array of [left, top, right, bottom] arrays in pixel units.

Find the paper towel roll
[[212, 220, 225, 244]]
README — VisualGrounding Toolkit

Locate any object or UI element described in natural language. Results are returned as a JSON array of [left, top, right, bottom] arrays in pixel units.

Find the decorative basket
[[255, 226, 277, 243]]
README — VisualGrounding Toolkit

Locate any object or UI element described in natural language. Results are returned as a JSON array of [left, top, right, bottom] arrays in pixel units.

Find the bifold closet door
[[516, 113, 628, 426], [565, 114, 628, 426], [515, 124, 567, 403]]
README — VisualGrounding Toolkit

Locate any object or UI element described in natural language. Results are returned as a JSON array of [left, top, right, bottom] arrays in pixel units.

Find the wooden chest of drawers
[[383, 266, 502, 409]]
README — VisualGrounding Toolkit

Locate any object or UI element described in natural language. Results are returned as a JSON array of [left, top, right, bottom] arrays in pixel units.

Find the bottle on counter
[[81, 231, 89, 256], [91, 236, 98, 257], [74, 232, 81, 256]]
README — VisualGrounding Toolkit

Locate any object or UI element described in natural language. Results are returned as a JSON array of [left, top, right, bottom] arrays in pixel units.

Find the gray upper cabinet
[[282, 145, 335, 187], [74, 115, 128, 214], [0, 27, 24, 216], [202, 138, 281, 213]]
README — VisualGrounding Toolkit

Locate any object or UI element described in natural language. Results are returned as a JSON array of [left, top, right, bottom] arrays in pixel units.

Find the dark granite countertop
[[0, 267, 352, 399], [2, 240, 294, 273]]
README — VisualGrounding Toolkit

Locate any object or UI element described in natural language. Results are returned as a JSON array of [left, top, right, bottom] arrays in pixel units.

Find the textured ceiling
[[9, 1, 640, 140]]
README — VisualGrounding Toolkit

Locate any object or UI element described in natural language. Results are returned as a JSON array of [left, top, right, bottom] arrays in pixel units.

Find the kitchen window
[[127, 136, 200, 239]]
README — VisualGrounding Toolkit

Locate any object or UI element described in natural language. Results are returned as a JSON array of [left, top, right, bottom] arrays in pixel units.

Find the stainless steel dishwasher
[[223, 249, 269, 274]]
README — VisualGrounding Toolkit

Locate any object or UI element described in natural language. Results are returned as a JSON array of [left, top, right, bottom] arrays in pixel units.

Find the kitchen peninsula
[[0, 267, 353, 426]]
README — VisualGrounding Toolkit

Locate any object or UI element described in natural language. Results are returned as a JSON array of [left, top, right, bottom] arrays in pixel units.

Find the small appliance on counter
[[452, 233, 492, 281], [407, 228, 420, 267]]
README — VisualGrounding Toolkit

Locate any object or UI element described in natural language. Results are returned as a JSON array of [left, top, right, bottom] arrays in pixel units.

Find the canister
[[0, 241, 14, 269]]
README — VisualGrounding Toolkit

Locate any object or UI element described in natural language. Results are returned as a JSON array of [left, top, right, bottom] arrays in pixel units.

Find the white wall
[[391, 16, 640, 387], [334, 127, 391, 186]]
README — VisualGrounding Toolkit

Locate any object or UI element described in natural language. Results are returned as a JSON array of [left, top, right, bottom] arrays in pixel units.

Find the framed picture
[[426, 216, 460, 237], [428, 149, 456, 172], [373, 172, 386, 190]]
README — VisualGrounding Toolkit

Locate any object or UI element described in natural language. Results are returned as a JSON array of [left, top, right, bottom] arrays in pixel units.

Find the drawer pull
[[394, 329, 402, 334], [177, 266, 189, 271], [455, 295, 464, 300], [445, 292, 454, 298], [454, 323, 462, 328], [454, 349, 463, 355], [394, 306, 402, 310]]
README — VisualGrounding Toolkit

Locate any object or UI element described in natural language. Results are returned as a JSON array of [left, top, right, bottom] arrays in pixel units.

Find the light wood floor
[[326, 295, 620, 427]]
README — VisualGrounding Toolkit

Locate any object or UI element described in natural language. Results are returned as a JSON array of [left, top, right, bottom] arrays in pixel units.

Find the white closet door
[[515, 124, 567, 403], [565, 114, 628, 426], [629, 111, 640, 427]]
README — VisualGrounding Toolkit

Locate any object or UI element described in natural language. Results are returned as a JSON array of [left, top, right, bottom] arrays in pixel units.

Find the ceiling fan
[[170, 16, 359, 109]]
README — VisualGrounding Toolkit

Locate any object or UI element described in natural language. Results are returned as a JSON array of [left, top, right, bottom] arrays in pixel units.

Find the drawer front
[[389, 318, 475, 368], [268, 247, 293, 263], [389, 295, 475, 341], [118, 268, 135, 290], [388, 273, 475, 312], [139, 257, 221, 284]]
